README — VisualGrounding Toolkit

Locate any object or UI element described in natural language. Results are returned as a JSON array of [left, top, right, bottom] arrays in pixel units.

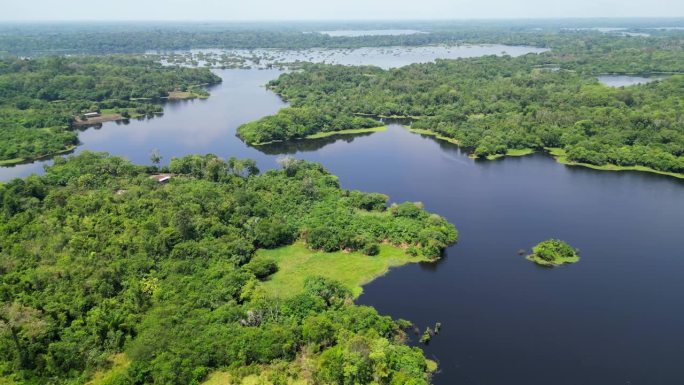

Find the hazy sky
[[1, 0, 683, 21]]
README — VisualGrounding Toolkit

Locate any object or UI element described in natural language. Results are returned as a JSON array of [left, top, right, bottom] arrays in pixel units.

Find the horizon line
[[1, 16, 684, 23]]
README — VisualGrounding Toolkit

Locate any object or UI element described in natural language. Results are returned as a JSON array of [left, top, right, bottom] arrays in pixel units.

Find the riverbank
[[0, 145, 77, 167], [254, 242, 431, 298], [166, 90, 210, 100], [405, 127, 684, 179], [407, 127, 461, 145], [305, 126, 386, 139], [547, 147, 684, 180], [250, 126, 387, 146], [485, 148, 535, 160], [73, 113, 124, 126]]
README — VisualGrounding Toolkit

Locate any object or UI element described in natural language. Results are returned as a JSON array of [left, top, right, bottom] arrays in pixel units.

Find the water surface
[[161, 44, 548, 70], [318, 29, 426, 37]]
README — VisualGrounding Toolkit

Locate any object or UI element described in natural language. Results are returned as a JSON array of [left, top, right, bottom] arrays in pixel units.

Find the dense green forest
[[0, 56, 220, 164], [238, 47, 684, 175], [0, 152, 457, 384], [1, 21, 683, 54]]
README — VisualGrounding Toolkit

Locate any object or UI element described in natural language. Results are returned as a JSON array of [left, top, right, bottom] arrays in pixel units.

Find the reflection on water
[[254, 132, 375, 155]]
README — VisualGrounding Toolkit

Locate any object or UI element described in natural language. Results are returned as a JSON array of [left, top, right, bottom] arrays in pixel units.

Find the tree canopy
[[0, 152, 456, 384]]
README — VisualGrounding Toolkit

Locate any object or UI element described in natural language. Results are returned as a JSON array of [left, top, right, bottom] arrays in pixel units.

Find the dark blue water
[[344, 128, 684, 385], [3, 65, 684, 385]]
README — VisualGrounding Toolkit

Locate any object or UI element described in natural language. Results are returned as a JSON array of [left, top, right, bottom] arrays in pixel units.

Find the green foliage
[[242, 50, 684, 174], [0, 56, 220, 163], [237, 107, 380, 145], [244, 258, 278, 280], [304, 276, 352, 307], [526, 239, 580, 266], [254, 219, 296, 249], [0, 152, 454, 384]]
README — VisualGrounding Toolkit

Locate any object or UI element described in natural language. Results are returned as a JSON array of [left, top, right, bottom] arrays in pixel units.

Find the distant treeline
[[1, 21, 683, 54]]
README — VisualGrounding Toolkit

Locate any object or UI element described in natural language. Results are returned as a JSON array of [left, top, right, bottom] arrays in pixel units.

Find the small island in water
[[526, 239, 580, 266]]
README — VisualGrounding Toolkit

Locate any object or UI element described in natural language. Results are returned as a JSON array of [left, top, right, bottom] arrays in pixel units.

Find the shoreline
[[546, 147, 684, 180], [404, 126, 684, 180], [1, 88, 212, 168], [249, 125, 387, 146], [0, 145, 77, 167], [73, 113, 124, 126], [305, 125, 387, 139]]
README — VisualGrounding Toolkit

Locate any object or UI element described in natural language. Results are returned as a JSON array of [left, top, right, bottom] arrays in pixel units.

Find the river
[[2, 47, 684, 385]]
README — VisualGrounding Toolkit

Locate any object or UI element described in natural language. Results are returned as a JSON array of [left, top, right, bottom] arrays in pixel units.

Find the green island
[[0, 56, 220, 165], [237, 37, 684, 178], [526, 239, 580, 267], [0, 152, 456, 385]]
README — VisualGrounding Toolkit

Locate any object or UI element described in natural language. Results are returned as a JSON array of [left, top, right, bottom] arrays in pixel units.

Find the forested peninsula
[[0, 152, 456, 384], [238, 39, 684, 177], [0, 56, 220, 165]]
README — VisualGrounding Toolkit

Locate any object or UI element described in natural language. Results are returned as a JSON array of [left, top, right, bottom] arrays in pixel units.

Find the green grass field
[[254, 242, 429, 298], [305, 126, 387, 139], [406, 127, 461, 145], [85, 353, 130, 385], [201, 371, 307, 385], [526, 253, 579, 267], [486, 148, 535, 160]]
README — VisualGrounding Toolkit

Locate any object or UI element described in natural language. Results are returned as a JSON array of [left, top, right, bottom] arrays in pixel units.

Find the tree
[[0, 302, 49, 370]]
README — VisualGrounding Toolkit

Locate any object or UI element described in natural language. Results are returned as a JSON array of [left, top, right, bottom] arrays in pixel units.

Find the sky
[[1, 0, 683, 21]]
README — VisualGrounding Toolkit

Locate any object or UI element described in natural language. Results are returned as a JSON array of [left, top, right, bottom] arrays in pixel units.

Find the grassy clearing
[[526, 253, 579, 267], [406, 127, 460, 145], [0, 157, 25, 166], [166, 90, 209, 100], [0, 145, 77, 166], [255, 242, 429, 298], [486, 148, 535, 160], [201, 372, 233, 385], [546, 147, 684, 179], [202, 371, 308, 385], [100, 108, 144, 119], [305, 126, 386, 139], [86, 353, 131, 385]]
